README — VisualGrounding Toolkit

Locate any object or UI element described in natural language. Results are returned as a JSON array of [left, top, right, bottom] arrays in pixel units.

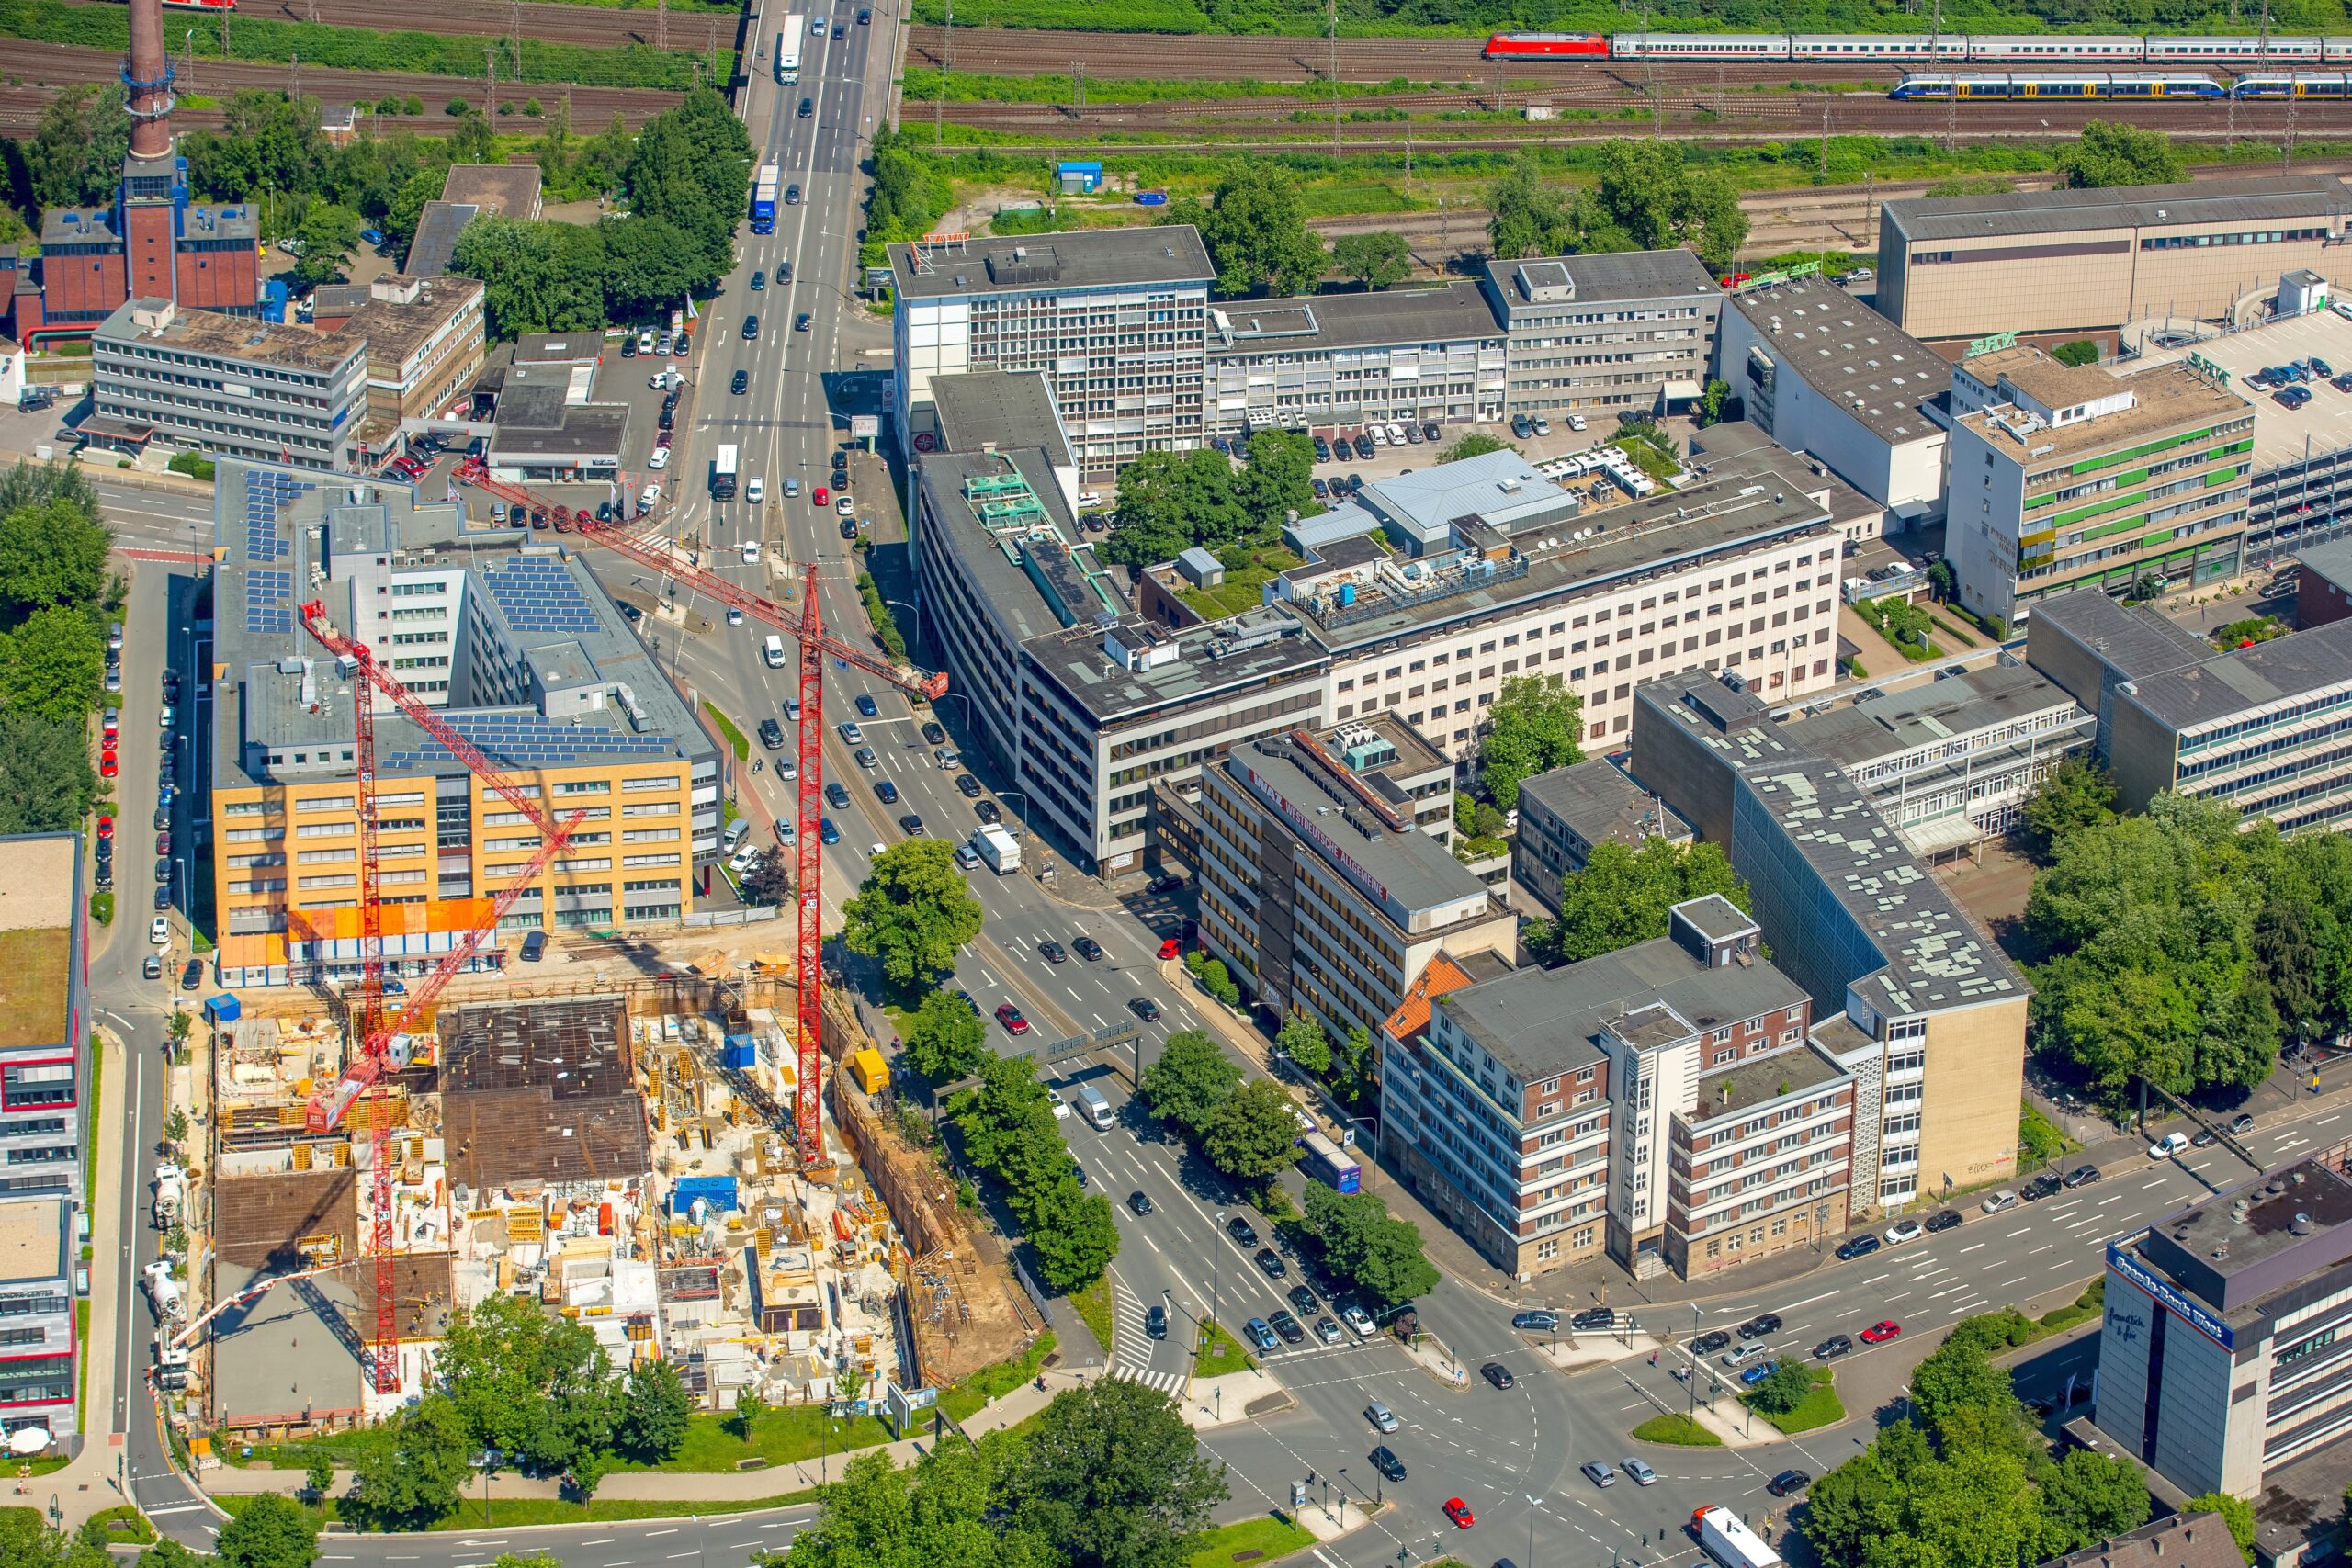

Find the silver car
[[1580, 1461, 1616, 1487], [1364, 1400, 1399, 1434]]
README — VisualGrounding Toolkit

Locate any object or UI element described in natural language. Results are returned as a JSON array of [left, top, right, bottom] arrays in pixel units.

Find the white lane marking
[[1958, 1242, 1985, 1253]]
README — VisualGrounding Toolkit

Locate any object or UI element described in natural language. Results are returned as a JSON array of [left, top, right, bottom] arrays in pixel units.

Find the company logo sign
[[2107, 1241, 2233, 1351]]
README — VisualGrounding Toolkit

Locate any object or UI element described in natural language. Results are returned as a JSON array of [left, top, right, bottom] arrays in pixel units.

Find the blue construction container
[[261, 280, 290, 322], [722, 1034, 759, 1070], [671, 1175, 740, 1215]]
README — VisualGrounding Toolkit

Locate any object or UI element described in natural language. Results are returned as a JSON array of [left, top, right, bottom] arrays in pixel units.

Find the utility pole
[[1818, 100, 1830, 186], [2284, 84, 2297, 173], [485, 43, 496, 121], [510, 3, 524, 85], [707, 18, 719, 85], [1329, 0, 1340, 158], [935, 0, 951, 145], [1071, 58, 1083, 120], [1640, 0, 1660, 138], [656, 0, 666, 52], [288, 51, 302, 109], [220, 2, 229, 62]]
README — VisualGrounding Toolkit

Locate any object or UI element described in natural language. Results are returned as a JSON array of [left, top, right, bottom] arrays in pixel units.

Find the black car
[[1268, 1310, 1306, 1345], [518, 931, 546, 963], [183, 960, 202, 988], [1924, 1208, 1963, 1234], [875, 780, 899, 805], [1312, 437, 1331, 460], [786, 183, 801, 205], [1352, 435, 1376, 460], [1145, 1303, 1168, 1338], [1570, 1307, 1617, 1332], [1690, 1330, 1731, 1357], [731, 369, 749, 394], [796, 313, 812, 333], [1130, 997, 1160, 1021], [1039, 940, 1066, 963], [956, 773, 982, 797], [1738, 1313, 1783, 1339], [780, 261, 795, 283], [2022, 1172, 2064, 1201], [2064, 1163, 2103, 1189], [1289, 1284, 1320, 1315], [899, 814, 925, 836], [975, 800, 1001, 825], [153, 885, 171, 911], [1254, 1247, 1287, 1279], [1480, 1362, 1515, 1389], [1311, 478, 1329, 499], [1836, 1233, 1881, 1261], [1226, 1215, 1259, 1247], [1423, 422, 1442, 442], [1127, 1190, 1153, 1216], [1768, 1470, 1812, 1498], [751, 270, 765, 290], [1815, 1334, 1853, 1359], [797, 96, 813, 117], [825, 782, 851, 808], [1074, 937, 1104, 961], [1510, 1311, 1560, 1333], [1148, 874, 1185, 895], [621, 335, 638, 357], [743, 315, 761, 340], [1370, 1445, 1407, 1482], [839, 518, 858, 541], [758, 718, 786, 750], [921, 721, 947, 745]]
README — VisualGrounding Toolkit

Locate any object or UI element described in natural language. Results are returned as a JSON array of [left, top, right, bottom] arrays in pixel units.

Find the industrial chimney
[[124, 0, 174, 159]]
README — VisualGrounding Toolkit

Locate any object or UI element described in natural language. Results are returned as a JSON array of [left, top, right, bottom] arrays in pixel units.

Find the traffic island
[[1530, 1330, 1664, 1371], [1631, 1412, 1723, 1447], [1183, 1369, 1290, 1429], [1742, 1366, 1847, 1436]]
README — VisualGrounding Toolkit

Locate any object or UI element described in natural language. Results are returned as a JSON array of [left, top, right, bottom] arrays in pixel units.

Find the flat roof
[[98, 299, 362, 375], [932, 371, 1076, 469], [2147, 1150, 2352, 1287], [2300, 535, 2352, 591], [1959, 361, 2248, 464], [1518, 758, 1689, 847], [1479, 249, 1722, 310], [2120, 308, 2352, 473], [1437, 929, 1808, 1081], [405, 201, 480, 281], [514, 331, 602, 366], [440, 999, 651, 1188], [1697, 1040, 1847, 1122], [1794, 664, 2084, 770], [1731, 275, 1946, 445], [0, 1197, 65, 1284], [1212, 280, 1503, 352], [439, 163, 541, 216], [1641, 674, 2032, 1019], [340, 276, 481, 366], [890, 226, 1213, 301], [2123, 615, 2352, 731], [1886, 174, 2352, 243], [1966, 344, 2122, 412], [2030, 589, 2215, 681], [1357, 447, 1571, 538], [1028, 607, 1327, 727], [0, 836, 77, 1050], [490, 403, 629, 459]]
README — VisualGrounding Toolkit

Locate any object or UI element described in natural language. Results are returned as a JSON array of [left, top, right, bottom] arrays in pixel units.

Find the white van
[[1076, 1084, 1114, 1131], [763, 635, 787, 669], [721, 818, 752, 852]]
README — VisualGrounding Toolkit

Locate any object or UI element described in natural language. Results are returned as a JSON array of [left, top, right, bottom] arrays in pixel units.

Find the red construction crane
[[297, 598, 588, 1393], [449, 458, 949, 1163]]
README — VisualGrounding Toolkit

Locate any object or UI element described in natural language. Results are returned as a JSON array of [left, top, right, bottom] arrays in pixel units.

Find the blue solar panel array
[[245, 570, 295, 637], [240, 469, 315, 566], [381, 709, 674, 773], [480, 557, 601, 635]]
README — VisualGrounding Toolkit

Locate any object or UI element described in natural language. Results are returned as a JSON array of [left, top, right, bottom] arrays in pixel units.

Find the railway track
[[1, 37, 683, 123], [92, 0, 733, 49]]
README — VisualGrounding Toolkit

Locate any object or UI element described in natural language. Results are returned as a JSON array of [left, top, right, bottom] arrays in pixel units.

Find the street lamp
[[1525, 1493, 1539, 1568], [1689, 1304, 1702, 1425]]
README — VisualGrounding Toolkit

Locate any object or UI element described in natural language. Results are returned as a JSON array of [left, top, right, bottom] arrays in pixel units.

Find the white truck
[[1695, 1507, 1783, 1568], [142, 1260, 185, 1322], [972, 824, 1021, 875], [152, 1162, 186, 1228]]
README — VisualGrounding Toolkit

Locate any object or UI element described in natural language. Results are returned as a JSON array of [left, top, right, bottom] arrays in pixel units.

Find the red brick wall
[[124, 204, 175, 301], [42, 253, 126, 325], [182, 246, 257, 313]]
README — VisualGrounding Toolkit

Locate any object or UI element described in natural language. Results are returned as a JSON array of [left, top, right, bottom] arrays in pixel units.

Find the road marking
[[1883, 1291, 1912, 1303], [1860, 1272, 1889, 1284], [1998, 1276, 2027, 1289], [646, 1529, 679, 1538], [581, 1540, 616, 1547], [2029, 1244, 2055, 1255], [1958, 1242, 1985, 1253], [2007, 1225, 2032, 1236], [1779, 1289, 1841, 1310], [145, 1504, 206, 1517], [2321, 1114, 2343, 1126]]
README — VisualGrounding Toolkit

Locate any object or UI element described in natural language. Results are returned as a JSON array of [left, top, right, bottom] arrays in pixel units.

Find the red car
[[95, 815, 113, 840], [1443, 1498, 1475, 1529], [99, 750, 118, 779], [813, 486, 831, 507], [995, 1002, 1029, 1035], [1158, 935, 1182, 960], [1860, 1320, 1902, 1344]]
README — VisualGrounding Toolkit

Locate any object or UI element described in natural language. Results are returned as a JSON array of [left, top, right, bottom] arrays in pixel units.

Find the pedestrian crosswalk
[[1116, 1365, 1189, 1395], [1108, 1275, 1188, 1396]]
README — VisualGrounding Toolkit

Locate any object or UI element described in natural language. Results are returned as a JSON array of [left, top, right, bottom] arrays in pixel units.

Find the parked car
[[1836, 1233, 1881, 1261], [1924, 1208, 1963, 1234], [1982, 1190, 2020, 1213], [2150, 1131, 2191, 1159], [2064, 1163, 2103, 1189], [1883, 1219, 1923, 1246]]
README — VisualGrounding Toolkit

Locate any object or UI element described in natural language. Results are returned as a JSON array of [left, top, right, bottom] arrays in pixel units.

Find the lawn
[[1185, 1515, 1315, 1568], [1177, 546, 1303, 621], [938, 1332, 1057, 1423], [610, 1404, 897, 1473], [703, 702, 751, 762], [217, 1487, 820, 1532], [1072, 1274, 1115, 1354], [1744, 1367, 1846, 1435], [1195, 1320, 1251, 1379], [1632, 1412, 1722, 1446], [81, 1505, 154, 1545]]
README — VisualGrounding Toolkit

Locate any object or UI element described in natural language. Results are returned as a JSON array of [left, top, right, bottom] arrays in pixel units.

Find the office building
[[1205, 281, 1507, 435], [1713, 274, 1949, 529], [0, 1196, 76, 1446], [2294, 536, 2352, 627], [88, 298, 369, 469], [1196, 719, 1514, 1045], [930, 370, 1080, 506], [911, 445, 1330, 875], [890, 229, 1215, 477], [1946, 345, 2253, 627], [1478, 251, 1724, 423], [402, 164, 543, 282], [1511, 757, 1691, 915], [1687, 419, 1892, 549], [1282, 446, 1845, 757], [1383, 894, 1852, 1280], [485, 354, 633, 484], [2028, 589, 2352, 833], [209, 458, 720, 984], [1633, 674, 2032, 1216], [1875, 175, 2352, 346], [1779, 662, 2096, 859], [2096, 1143, 2352, 1498], [2121, 299, 2352, 570]]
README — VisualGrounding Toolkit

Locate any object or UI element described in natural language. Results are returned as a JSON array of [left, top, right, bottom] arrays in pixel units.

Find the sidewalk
[[41, 1027, 131, 1528], [198, 1367, 1102, 1505]]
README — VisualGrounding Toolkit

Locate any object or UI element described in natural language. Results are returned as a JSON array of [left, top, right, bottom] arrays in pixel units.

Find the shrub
[[446, 98, 469, 116], [166, 451, 215, 482], [89, 891, 111, 925], [524, 97, 543, 116], [404, 95, 424, 116]]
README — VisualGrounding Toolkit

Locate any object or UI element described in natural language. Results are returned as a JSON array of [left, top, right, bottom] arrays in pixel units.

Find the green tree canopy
[[1487, 154, 1571, 260], [28, 83, 130, 211], [2019, 758, 2119, 863], [433, 1292, 616, 1474], [2183, 1493, 2256, 1563], [902, 988, 989, 1084], [2057, 121, 2183, 189], [1204, 1078, 1304, 1183], [292, 202, 365, 287], [0, 606, 105, 722], [1276, 1014, 1331, 1077], [1478, 672, 1585, 811], [1188, 163, 1326, 298], [348, 1393, 472, 1529], [0, 713, 97, 832], [842, 838, 984, 994], [1302, 1184, 1438, 1307], [0, 492, 114, 620], [1001, 1378, 1230, 1568], [613, 1357, 693, 1464], [775, 1439, 1057, 1568], [1529, 839, 1750, 965], [1138, 1029, 1240, 1140], [1748, 1359, 1815, 1416], [185, 91, 330, 208], [625, 86, 753, 278], [1097, 448, 1253, 569], [216, 1491, 321, 1568], [1024, 1176, 1124, 1292], [1332, 231, 1409, 290], [1567, 141, 1748, 269], [1438, 433, 1515, 465]]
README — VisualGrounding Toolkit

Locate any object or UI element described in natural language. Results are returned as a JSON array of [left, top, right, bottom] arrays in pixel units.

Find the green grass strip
[[702, 701, 750, 761], [1631, 1411, 1722, 1446], [1184, 1516, 1315, 1568]]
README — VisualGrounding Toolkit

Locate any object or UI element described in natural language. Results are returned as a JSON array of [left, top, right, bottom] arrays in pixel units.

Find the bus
[[750, 164, 779, 234], [775, 15, 804, 84], [1296, 1129, 1362, 1193], [712, 443, 740, 501]]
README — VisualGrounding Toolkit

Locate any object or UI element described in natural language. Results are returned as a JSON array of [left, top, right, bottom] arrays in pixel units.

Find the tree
[[625, 87, 752, 277], [0, 607, 104, 722], [2184, 1493, 2256, 1563], [599, 215, 709, 323], [1192, 163, 1326, 298], [2037, 1448, 2152, 1551], [185, 91, 329, 206], [2057, 121, 2183, 189], [1487, 155, 1571, 260], [2255, 897, 2324, 1043], [1302, 1184, 1438, 1307], [348, 1394, 470, 1529], [1698, 378, 1730, 426], [432, 1292, 615, 1474], [776, 1442, 1056, 1568], [28, 84, 129, 211], [1097, 447, 1252, 569], [1438, 433, 1514, 464], [1565, 141, 1748, 270], [1478, 673, 1585, 812], [1747, 1359, 1815, 1416], [733, 1386, 767, 1441], [2020, 758, 2120, 863], [138, 1542, 209, 1568], [5, 1509, 107, 1568], [0, 714, 98, 833], [0, 494, 114, 618], [739, 848, 794, 908], [1234, 428, 1317, 525], [1002, 1378, 1229, 1568], [303, 1454, 336, 1503], [216, 1492, 320, 1568], [292, 202, 365, 287], [841, 838, 984, 994], [614, 1357, 692, 1464], [1530, 839, 1751, 965], [1204, 1078, 1305, 1183], [385, 166, 445, 266], [1276, 1013, 1332, 1077], [450, 215, 609, 336], [1908, 1336, 2018, 1433], [1332, 231, 1409, 290], [1138, 1029, 1240, 1140], [1024, 1176, 1123, 1292], [2052, 341, 2101, 367], [902, 989, 989, 1084]]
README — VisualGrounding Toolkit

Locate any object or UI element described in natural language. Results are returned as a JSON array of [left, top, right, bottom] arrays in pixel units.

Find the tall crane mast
[[448, 460, 950, 1163], [297, 600, 588, 1392]]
